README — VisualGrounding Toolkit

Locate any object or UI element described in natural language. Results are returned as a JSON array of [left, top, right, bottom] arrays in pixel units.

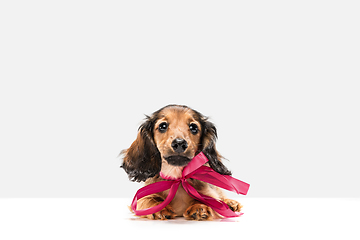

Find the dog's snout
[[171, 138, 188, 153]]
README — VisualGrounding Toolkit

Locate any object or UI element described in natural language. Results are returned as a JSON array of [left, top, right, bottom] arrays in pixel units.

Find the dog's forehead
[[157, 106, 197, 124]]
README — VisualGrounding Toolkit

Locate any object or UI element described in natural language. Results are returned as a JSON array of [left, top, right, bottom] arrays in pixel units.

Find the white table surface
[[1, 198, 359, 240]]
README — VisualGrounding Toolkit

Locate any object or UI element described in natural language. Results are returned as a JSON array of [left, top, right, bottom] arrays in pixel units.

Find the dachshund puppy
[[121, 105, 242, 220]]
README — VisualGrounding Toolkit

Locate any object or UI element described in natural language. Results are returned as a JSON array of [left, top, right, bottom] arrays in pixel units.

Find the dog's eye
[[158, 122, 168, 133], [189, 123, 199, 134]]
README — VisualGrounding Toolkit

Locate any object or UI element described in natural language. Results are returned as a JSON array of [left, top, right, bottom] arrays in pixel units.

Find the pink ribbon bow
[[131, 152, 250, 218]]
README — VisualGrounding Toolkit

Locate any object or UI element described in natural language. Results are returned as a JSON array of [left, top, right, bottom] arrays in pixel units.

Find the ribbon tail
[[182, 180, 242, 218], [131, 181, 180, 216]]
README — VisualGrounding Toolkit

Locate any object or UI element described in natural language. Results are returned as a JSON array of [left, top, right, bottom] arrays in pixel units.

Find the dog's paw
[[146, 205, 176, 220], [183, 203, 214, 221], [224, 199, 243, 212]]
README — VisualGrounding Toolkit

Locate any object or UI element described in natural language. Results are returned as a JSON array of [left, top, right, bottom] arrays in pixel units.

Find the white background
[[1, 0, 359, 198], [1, 198, 360, 240]]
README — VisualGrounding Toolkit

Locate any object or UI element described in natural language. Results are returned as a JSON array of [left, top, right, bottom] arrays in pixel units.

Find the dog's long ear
[[199, 118, 232, 175], [120, 116, 161, 182]]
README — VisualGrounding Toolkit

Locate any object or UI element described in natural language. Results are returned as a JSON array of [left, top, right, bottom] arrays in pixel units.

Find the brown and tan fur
[[121, 105, 242, 220]]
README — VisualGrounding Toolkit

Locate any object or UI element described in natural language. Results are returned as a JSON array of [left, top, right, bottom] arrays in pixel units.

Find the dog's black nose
[[171, 138, 188, 153]]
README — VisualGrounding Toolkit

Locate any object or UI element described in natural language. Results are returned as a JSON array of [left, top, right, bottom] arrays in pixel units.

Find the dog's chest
[[169, 184, 194, 216]]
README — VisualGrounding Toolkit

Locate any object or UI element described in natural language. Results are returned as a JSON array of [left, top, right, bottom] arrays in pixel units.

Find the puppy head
[[121, 105, 231, 182], [153, 105, 202, 167]]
